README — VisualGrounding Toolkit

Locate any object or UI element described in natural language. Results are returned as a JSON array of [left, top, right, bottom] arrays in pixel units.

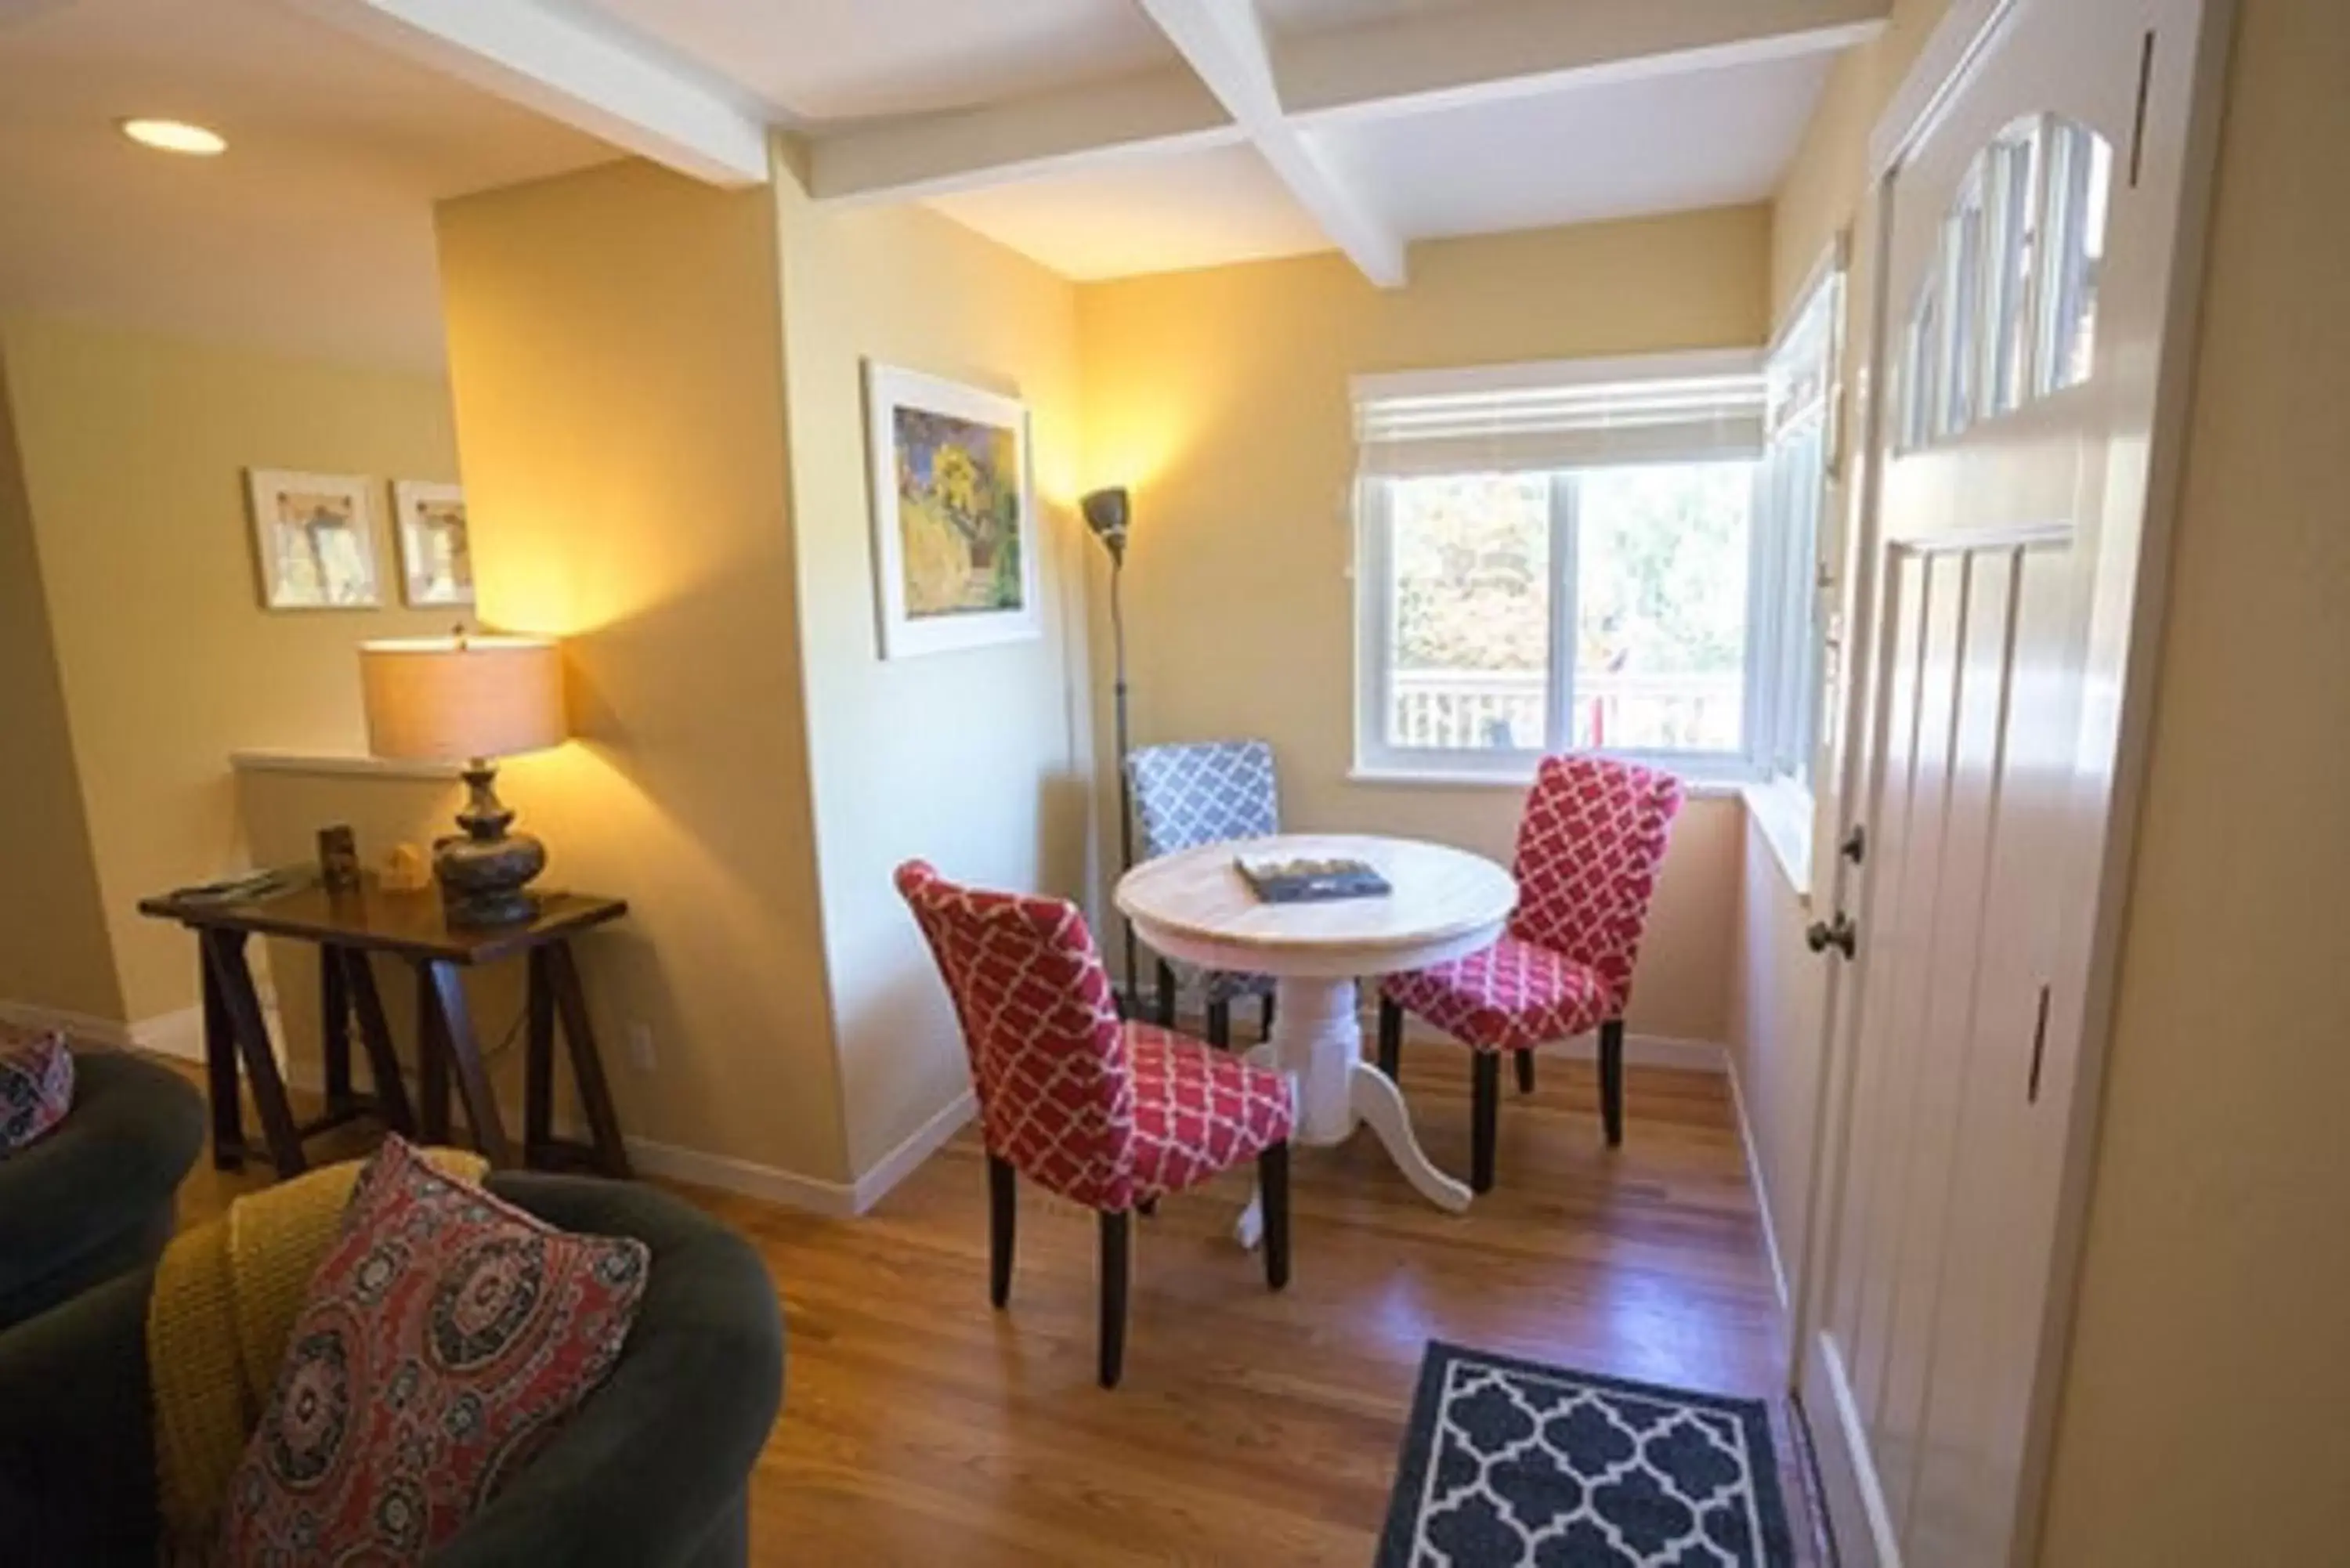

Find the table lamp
[[360, 633, 566, 926]]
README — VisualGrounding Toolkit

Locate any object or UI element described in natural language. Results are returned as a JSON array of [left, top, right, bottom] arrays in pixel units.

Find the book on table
[[1233, 852, 1391, 904]]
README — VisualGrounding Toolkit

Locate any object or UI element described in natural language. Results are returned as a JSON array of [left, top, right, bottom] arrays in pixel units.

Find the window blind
[[1352, 351, 1766, 479]]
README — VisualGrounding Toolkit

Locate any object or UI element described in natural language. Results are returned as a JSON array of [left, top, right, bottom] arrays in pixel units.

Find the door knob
[[1806, 912, 1858, 959]]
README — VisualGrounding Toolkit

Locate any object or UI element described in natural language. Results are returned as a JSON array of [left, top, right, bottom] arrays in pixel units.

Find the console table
[[139, 879, 632, 1180]]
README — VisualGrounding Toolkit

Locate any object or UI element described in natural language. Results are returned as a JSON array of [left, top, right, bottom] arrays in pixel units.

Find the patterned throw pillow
[[217, 1136, 651, 1564], [0, 1026, 74, 1155]]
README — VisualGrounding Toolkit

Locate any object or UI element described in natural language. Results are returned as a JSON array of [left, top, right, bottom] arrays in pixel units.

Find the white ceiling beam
[[1279, 0, 1891, 126], [1137, 0, 1407, 288], [280, 0, 771, 186], [810, 67, 1244, 208]]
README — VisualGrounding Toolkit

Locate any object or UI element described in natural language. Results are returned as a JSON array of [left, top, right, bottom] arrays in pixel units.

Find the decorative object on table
[[244, 468, 383, 609], [168, 868, 288, 906], [1234, 851, 1390, 904], [1126, 739, 1282, 1048], [139, 879, 633, 1180], [1379, 753, 1683, 1192], [896, 860, 1293, 1389], [390, 478, 473, 607], [0, 1025, 74, 1155], [381, 840, 433, 893], [217, 1137, 651, 1563], [1375, 1341, 1796, 1568], [0, 1153, 782, 1568], [360, 631, 566, 927], [0, 1046, 203, 1329], [863, 362, 1038, 659], [1081, 484, 1142, 1007], [316, 822, 360, 893]]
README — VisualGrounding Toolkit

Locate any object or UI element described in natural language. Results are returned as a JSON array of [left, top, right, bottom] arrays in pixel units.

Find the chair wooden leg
[[1207, 1000, 1231, 1050], [1259, 1142, 1290, 1292], [1600, 1017, 1626, 1148], [1098, 1210, 1131, 1389], [1470, 1053, 1500, 1194], [1516, 1049, 1535, 1094], [1260, 992, 1276, 1042], [1155, 959, 1177, 1028], [988, 1155, 1015, 1309], [1377, 996, 1403, 1081]]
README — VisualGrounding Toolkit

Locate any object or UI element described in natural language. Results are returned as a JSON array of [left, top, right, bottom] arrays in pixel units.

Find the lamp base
[[433, 759, 547, 927]]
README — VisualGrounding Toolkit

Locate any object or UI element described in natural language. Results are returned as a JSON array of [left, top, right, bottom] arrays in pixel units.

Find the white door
[[1795, 1, 2228, 1564]]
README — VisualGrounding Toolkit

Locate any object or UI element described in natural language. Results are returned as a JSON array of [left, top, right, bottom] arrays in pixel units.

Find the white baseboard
[[851, 1089, 976, 1214], [1542, 1031, 1728, 1073], [0, 999, 133, 1047], [1726, 1050, 1793, 1314], [621, 1136, 860, 1217], [0, 998, 221, 1063]]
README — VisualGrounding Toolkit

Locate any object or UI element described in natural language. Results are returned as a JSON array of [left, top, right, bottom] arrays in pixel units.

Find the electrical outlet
[[626, 1021, 656, 1072]]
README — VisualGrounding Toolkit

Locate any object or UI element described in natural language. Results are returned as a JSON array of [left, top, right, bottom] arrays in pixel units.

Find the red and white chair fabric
[[1376, 755, 1684, 1192], [895, 860, 1295, 1387]]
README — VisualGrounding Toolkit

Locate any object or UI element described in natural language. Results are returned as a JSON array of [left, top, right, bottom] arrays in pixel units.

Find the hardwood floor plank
[[166, 1045, 1820, 1564]]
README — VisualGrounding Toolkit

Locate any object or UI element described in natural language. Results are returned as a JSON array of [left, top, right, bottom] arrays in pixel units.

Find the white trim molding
[[584, 1091, 977, 1219]]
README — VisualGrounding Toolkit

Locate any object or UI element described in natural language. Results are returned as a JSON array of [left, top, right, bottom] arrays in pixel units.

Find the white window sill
[[1347, 764, 1745, 800], [230, 750, 462, 782], [1743, 775, 1815, 901]]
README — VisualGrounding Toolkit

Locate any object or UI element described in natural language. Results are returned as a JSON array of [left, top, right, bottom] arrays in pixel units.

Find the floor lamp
[[1082, 486, 1137, 1010]]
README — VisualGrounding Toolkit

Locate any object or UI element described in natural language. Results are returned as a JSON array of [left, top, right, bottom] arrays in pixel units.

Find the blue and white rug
[[1375, 1342, 1796, 1568]]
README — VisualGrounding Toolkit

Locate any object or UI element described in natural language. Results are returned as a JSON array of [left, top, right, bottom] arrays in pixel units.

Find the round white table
[[1115, 833, 1517, 1240]]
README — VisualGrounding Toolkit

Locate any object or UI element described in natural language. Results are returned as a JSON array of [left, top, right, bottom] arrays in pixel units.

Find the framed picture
[[864, 363, 1038, 659], [391, 479, 474, 607], [245, 469, 383, 610]]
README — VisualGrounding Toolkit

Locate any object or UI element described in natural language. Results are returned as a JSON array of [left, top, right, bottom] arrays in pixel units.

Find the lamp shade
[[360, 636, 565, 763]]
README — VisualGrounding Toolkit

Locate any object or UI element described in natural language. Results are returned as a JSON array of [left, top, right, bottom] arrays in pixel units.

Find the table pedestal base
[[1234, 974, 1471, 1248]]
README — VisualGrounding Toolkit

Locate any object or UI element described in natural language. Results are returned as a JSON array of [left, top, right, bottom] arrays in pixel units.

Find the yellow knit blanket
[[147, 1147, 488, 1553]]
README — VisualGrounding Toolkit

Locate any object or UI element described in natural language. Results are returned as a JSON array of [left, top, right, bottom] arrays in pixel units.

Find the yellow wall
[[0, 358, 119, 1020], [1075, 210, 1771, 1044], [772, 146, 1094, 1176], [2039, 2, 2350, 1557], [436, 160, 850, 1184], [0, 317, 465, 1025]]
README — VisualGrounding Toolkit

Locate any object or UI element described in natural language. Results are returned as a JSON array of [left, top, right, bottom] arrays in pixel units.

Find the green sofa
[[0, 1047, 204, 1330], [0, 1172, 786, 1566]]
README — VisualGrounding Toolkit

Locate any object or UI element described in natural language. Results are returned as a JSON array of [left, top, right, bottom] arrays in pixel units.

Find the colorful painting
[[866, 363, 1037, 659], [392, 479, 473, 607], [246, 469, 383, 610]]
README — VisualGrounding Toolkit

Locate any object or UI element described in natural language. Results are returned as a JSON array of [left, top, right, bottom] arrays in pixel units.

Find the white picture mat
[[863, 362, 1039, 659], [245, 468, 383, 610]]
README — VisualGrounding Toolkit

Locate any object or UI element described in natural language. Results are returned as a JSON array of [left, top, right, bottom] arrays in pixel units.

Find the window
[[1758, 253, 1845, 798], [1353, 352, 1780, 782]]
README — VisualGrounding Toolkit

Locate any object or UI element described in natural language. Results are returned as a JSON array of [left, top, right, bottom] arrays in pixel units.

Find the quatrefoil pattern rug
[[1376, 1342, 1795, 1567]]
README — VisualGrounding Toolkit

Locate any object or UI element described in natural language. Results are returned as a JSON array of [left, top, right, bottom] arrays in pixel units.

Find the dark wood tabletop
[[139, 876, 627, 965]]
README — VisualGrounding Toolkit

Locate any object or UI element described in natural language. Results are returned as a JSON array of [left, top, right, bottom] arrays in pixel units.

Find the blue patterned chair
[[1126, 739, 1282, 1048]]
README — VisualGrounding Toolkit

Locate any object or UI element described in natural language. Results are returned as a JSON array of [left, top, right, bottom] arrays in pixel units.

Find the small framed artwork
[[391, 479, 474, 607], [864, 362, 1039, 659], [245, 469, 383, 610]]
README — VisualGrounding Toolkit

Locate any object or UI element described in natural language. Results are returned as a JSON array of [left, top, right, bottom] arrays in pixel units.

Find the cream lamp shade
[[360, 636, 566, 763]]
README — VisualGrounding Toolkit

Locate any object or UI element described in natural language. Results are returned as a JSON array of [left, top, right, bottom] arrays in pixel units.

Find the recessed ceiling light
[[120, 118, 226, 157]]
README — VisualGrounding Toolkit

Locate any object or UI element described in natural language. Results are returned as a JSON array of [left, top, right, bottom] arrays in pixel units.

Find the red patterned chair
[[1376, 755, 1683, 1192], [895, 861, 1295, 1388]]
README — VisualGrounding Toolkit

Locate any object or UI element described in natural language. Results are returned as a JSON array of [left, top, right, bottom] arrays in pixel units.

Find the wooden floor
[[174, 1043, 1817, 1566]]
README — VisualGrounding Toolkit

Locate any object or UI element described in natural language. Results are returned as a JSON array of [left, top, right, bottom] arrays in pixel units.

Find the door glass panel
[[2037, 119, 2115, 396], [1983, 119, 2044, 418], [1939, 172, 1988, 438]]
